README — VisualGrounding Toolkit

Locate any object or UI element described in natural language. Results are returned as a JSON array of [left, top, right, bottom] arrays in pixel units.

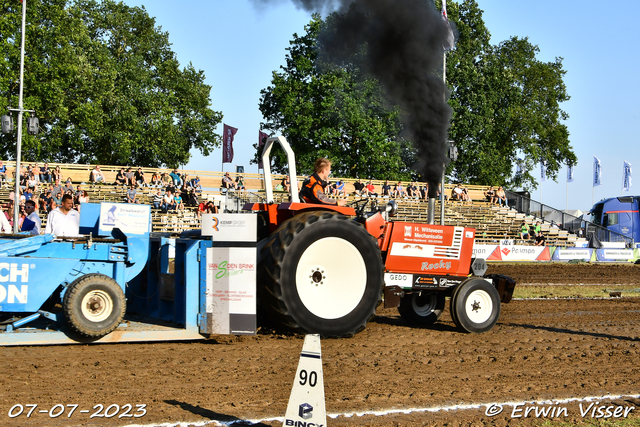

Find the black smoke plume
[[254, 0, 453, 196]]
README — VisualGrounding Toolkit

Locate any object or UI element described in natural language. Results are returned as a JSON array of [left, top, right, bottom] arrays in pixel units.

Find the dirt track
[[1, 263, 640, 427]]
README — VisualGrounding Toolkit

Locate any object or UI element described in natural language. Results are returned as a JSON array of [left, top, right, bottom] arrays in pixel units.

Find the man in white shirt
[[91, 165, 105, 183], [23, 200, 41, 235], [44, 194, 80, 237]]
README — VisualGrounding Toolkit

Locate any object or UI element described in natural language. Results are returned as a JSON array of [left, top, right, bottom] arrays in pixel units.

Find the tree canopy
[[258, 0, 576, 189], [0, 0, 222, 167]]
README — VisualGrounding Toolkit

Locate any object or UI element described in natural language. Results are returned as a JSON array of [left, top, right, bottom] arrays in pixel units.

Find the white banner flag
[[593, 156, 602, 187], [540, 162, 546, 182], [623, 161, 632, 192], [567, 164, 574, 183]]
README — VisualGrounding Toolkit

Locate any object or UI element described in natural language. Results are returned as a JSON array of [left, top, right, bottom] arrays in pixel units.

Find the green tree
[[0, 0, 222, 167], [444, 0, 576, 189], [257, 15, 414, 180]]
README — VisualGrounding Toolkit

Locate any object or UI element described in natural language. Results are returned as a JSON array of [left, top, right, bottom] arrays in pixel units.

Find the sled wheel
[[398, 292, 445, 326], [63, 274, 126, 337], [259, 211, 383, 337], [451, 278, 501, 333]]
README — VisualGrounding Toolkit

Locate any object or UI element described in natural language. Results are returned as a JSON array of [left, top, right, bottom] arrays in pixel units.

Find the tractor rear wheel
[[259, 211, 383, 337], [450, 278, 500, 333], [63, 274, 126, 337], [398, 292, 445, 326]]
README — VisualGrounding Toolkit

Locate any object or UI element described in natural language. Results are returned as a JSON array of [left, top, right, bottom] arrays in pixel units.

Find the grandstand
[[1, 161, 583, 247]]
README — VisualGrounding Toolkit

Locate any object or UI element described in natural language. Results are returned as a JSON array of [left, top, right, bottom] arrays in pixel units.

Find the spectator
[[91, 165, 105, 183], [32, 164, 41, 183], [63, 178, 74, 194], [364, 180, 378, 197], [519, 221, 530, 240], [40, 162, 51, 183], [484, 186, 495, 203], [222, 172, 236, 190], [394, 181, 406, 198], [186, 187, 198, 207], [135, 167, 147, 187], [334, 180, 345, 196], [189, 176, 202, 193], [152, 190, 163, 210], [530, 221, 542, 238], [0, 161, 7, 184], [174, 191, 184, 210], [52, 165, 62, 182], [452, 184, 470, 202], [382, 179, 391, 197], [124, 168, 135, 186], [535, 230, 546, 246], [115, 168, 127, 185], [39, 190, 52, 212], [126, 184, 139, 204], [206, 201, 218, 214], [353, 179, 365, 195], [236, 175, 246, 191], [495, 186, 507, 206], [407, 181, 419, 198], [151, 171, 162, 187], [163, 190, 175, 212], [169, 169, 183, 186], [24, 187, 33, 202], [45, 194, 80, 237], [161, 172, 172, 187], [22, 200, 41, 235], [78, 190, 89, 205], [281, 175, 290, 192]]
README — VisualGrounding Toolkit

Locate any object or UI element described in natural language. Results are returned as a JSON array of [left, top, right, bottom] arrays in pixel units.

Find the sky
[[120, 0, 640, 214]]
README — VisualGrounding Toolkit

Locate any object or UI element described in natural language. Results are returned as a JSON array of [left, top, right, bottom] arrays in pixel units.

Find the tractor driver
[[300, 158, 347, 207]]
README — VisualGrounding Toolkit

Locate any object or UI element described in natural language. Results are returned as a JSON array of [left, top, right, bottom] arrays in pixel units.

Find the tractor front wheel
[[450, 278, 500, 333], [259, 211, 384, 337], [63, 274, 126, 337]]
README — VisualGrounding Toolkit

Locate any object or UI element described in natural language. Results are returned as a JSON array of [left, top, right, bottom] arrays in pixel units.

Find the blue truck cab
[[590, 196, 640, 243]]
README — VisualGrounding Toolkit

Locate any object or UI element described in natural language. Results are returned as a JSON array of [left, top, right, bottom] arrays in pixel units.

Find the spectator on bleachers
[[91, 165, 105, 183], [222, 172, 236, 190], [40, 162, 51, 183], [236, 175, 246, 191], [124, 168, 135, 186], [186, 187, 198, 207], [334, 180, 345, 196], [135, 168, 147, 187], [53, 165, 62, 182], [407, 181, 419, 199], [169, 169, 183, 186], [494, 186, 507, 206], [152, 190, 163, 210], [39, 190, 52, 212], [27, 173, 39, 191], [174, 191, 184, 211], [126, 184, 139, 204], [189, 176, 202, 193], [63, 178, 74, 194], [282, 175, 290, 192], [78, 190, 89, 205], [535, 230, 546, 246], [206, 200, 218, 213], [0, 161, 7, 184], [165, 180, 176, 195], [394, 181, 406, 198], [519, 220, 530, 240], [530, 221, 541, 238], [151, 171, 162, 187], [353, 179, 365, 195], [51, 178, 62, 199], [452, 184, 470, 202], [364, 180, 378, 197], [48, 198, 57, 214], [161, 172, 172, 187], [24, 187, 34, 202], [32, 163, 41, 182], [382, 180, 391, 197], [115, 168, 127, 185], [484, 186, 495, 203], [163, 191, 175, 212]]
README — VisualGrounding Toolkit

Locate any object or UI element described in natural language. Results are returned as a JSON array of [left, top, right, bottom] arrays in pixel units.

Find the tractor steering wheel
[[347, 198, 369, 217]]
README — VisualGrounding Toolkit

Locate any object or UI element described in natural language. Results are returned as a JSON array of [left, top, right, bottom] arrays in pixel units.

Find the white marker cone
[[282, 334, 327, 427]]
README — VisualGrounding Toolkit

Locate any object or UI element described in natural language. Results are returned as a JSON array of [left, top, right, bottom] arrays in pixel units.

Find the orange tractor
[[245, 136, 515, 338]]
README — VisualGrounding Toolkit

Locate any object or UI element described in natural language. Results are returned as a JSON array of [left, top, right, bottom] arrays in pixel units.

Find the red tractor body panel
[[383, 222, 475, 277]]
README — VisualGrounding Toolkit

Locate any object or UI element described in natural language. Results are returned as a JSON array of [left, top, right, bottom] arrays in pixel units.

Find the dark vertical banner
[[223, 124, 238, 164], [258, 131, 268, 169]]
